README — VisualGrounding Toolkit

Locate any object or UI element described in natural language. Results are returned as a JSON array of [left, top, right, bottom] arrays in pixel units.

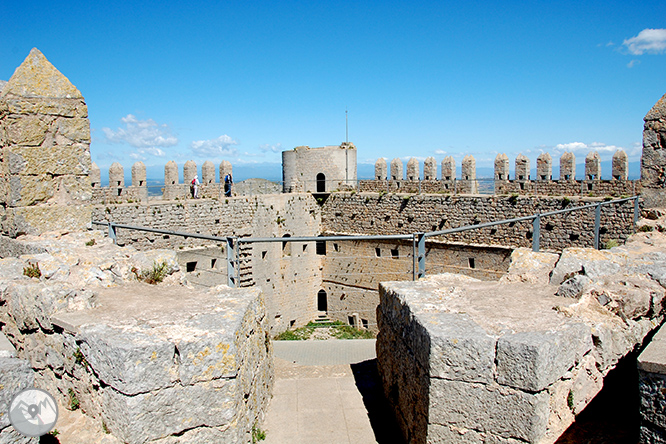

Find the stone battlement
[[360, 150, 639, 197]]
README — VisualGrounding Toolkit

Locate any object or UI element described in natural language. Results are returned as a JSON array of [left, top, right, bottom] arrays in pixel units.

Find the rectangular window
[[375, 248, 381, 257]]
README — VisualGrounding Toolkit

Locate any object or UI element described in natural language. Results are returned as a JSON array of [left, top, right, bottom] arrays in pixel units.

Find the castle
[[2, 48, 666, 443]]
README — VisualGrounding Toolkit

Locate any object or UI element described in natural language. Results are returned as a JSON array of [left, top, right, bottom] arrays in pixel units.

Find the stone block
[[499, 248, 559, 286], [496, 324, 591, 392], [429, 379, 550, 443], [55, 117, 90, 143], [77, 324, 177, 395], [5, 205, 92, 237], [101, 379, 237, 443], [7, 144, 90, 176], [4, 116, 47, 146], [2, 97, 87, 118], [8, 174, 56, 207], [421, 312, 495, 383], [549, 248, 622, 285]]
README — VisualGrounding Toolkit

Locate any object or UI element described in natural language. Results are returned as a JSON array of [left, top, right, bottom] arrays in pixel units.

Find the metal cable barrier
[[92, 195, 639, 288]]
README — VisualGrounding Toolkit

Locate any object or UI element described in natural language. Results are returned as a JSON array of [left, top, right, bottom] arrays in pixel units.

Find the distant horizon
[[97, 159, 641, 186]]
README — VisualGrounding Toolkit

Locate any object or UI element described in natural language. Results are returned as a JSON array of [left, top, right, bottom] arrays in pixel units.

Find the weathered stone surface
[[549, 247, 622, 285], [0, 425, 37, 443], [1, 48, 82, 99], [555, 274, 591, 298], [496, 324, 591, 392], [6, 205, 92, 237], [102, 380, 236, 443], [429, 379, 550, 443], [130, 249, 180, 276], [422, 312, 495, 383], [77, 324, 177, 395], [4, 116, 48, 146], [2, 97, 88, 117], [500, 248, 559, 285]]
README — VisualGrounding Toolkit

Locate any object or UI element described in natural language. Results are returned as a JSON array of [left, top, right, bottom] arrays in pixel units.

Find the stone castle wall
[[321, 239, 512, 331], [321, 193, 636, 252], [0, 48, 92, 237], [93, 194, 323, 334], [282, 143, 357, 193]]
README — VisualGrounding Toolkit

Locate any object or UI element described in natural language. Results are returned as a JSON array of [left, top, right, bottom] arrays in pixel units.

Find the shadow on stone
[[555, 351, 640, 444], [351, 358, 406, 444]]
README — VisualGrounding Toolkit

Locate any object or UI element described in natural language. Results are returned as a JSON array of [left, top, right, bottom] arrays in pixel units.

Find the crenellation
[[375, 157, 387, 180], [424, 156, 436, 180], [612, 149, 628, 180], [560, 151, 575, 181], [516, 153, 530, 181], [202, 160, 215, 184], [495, 153, 510, 181], [390, 157, 403, 181], [536, 152, 552, 181], [407, 157, 420, 181], [585, 151, 601, 180]]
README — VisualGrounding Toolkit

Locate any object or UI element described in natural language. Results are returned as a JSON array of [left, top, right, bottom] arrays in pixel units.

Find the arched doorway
[[316, 173, 326, 193], [317, 289, 327, 312]]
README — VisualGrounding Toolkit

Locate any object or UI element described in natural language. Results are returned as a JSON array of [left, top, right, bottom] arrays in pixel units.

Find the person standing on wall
[[224, 173, 233, 197], [191, 175, 200, 199]]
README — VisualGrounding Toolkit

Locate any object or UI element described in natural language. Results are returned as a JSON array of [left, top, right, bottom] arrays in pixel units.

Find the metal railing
[[93, 195, 639, 288]]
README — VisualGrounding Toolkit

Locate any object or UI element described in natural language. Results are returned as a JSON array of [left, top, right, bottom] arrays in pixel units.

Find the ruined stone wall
[[0, 48, 92, 237], [282, 143, 357, 193], [638, 324, 666, 443], [642, 93, 666, 208], [377, 233, 666, 443], [320, 239, 512, 332], [93, 194, 322, 333], [321, 193, 636, 252], [0, 231, 273, 443]]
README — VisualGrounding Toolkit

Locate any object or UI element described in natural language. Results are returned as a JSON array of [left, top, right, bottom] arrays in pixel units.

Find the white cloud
[[102, 114, 178, 148], [622, 28, 666, 55], [434, 149, 447, 155], [129, 147, 167, 161], [190, 135, 238, 157], [552, 141, 623, 156], [627, 59, 641, 68], [259, 143, 282, 153]]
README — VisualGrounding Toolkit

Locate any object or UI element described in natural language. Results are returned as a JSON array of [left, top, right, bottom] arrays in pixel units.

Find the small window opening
[[316, 240, 326, 255], [348, 316, 355, 326], [361, 319, 369, 329], [588, 183, 593, 191], [391, 248, 399, 259], [186, 261, 197, 272], [303, 244, 307, 252], [215, 219, 220, 224], [540, 175, 547, 180], [262, 251, 267, 259], [117, 188, 122, 196], [520, 183, 525, 190], [334, 243, 339, 252], [317, 290, 327, 312], [290, 320, 296, 328], [375, 248, 381, 257], [139, 180, 144, 186], [468, 258, 475, 269], [211, 259, 217, 268]]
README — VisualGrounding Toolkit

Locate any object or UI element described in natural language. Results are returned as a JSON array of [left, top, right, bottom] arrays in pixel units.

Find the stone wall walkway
[[263, 339, 404, 444]]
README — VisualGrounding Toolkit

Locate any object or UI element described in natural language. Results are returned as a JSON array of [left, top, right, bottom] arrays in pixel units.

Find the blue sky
[[2, 1, 665, 180]]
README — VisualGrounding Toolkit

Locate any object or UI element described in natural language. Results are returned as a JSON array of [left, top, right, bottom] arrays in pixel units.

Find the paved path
[[263, 339, 403, 444]]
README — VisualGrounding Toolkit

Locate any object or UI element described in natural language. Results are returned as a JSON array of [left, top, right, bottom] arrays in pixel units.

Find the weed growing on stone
[[140, 261, 170, 284], [85, 238, 96, 246], [68, 388, 80, 410], [49, 429, 60, 437], [252, 425, 266, 443], [102, 422, 110, 434], [639, 225, 654, 232], [567, 390, 575, 412], [23, 262, 41, 279], [603, 239, 619, 249]]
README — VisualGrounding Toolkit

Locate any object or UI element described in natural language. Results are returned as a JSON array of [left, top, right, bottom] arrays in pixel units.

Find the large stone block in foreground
[[378, 233, 666, 443]]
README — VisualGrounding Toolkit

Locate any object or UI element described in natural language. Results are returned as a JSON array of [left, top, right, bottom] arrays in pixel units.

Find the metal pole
[[594, 204, 601, 250], [417, 233, 426, 279], [634, 196, 640, 230], [226, 237, 237, 288], [412, 234, 417, 280], [108, 223, 117, 244], [532, 214, 540, 252]]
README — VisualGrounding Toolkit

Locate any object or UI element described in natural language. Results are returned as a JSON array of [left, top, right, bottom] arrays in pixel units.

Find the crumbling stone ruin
[[2, 48, 666, 443]]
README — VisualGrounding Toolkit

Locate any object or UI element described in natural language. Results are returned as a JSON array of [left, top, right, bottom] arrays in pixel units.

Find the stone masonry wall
[[321, 193, 636, 252], [638, 324, 666, 443], [93, 194, 322, 334], [0, 48, 92, 237], [378, 231, 666, 443], [321, 239, 512, 332], [0, 231, 273, 443]]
